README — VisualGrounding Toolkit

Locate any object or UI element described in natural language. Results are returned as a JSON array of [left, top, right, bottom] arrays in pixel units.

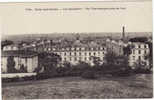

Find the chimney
[[122, 26, 125, 40]]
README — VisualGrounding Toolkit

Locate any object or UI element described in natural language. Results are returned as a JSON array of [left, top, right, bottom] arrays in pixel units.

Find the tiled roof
[[1, 50, 38, 58]]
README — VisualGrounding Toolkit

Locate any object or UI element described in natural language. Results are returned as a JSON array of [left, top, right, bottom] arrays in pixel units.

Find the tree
[[19, 64, 27, 73], [92, 56, 101, 67], [38, 52, 61, 75], [116, 55, 129, 67], [104, 51, 117, 65], [123, 44, 134, 56], [7, 56, 17, 73]]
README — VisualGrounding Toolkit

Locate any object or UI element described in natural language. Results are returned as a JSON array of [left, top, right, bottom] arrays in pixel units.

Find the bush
[[2, 75, 36, 83], [2, 76, 20, 83], [133, 67, 152, 74], [22, 75, 36, 81], [81, 70, 98, 79], [56, 62, 91, 77], [110, 66, 132, 77]]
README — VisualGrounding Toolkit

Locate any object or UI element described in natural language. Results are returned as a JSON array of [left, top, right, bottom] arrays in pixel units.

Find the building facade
[[51, 46, 106, 66], [128, 42, 150, 67], [106, 38, 150, 67], [49, 39, 107, 66], [1, 50, 38, 73]]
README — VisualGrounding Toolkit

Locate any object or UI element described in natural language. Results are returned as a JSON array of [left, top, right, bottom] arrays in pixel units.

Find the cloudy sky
[[0, 1, 152, 36]]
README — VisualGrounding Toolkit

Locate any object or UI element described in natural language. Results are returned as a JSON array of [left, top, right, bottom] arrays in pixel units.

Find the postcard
[[0, 0, 153, 99]]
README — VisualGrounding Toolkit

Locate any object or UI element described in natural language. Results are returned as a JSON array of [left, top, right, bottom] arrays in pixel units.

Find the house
[[1, 50, 38, 73]]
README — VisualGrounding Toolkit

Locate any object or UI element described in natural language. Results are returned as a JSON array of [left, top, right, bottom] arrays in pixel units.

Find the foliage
[[133, 67, 152, 74], [104, 51, 129, 67], [133, 60, 152, 74], [123, 45, 134, 56], [19, 64, 27, 73], [92, 56, 101, 67], [7, 56, 18, 73], [104, 52, 117, 65], [81, 69, 98, 79], [110, 65, 132, 77], [56, 61, 91, 77], [38, 52, 61, 77], [2, 76, 20, 83], [2, 75, 36, 83]]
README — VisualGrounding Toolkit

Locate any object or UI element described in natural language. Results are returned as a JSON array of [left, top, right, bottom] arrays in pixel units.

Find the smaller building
[[1, 50, 38, 73], [128, 42, 150, 67], [106, 38, 150, 68]]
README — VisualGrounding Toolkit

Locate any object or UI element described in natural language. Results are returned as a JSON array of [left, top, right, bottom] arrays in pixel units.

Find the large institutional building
[[51, 40, 106, 66]]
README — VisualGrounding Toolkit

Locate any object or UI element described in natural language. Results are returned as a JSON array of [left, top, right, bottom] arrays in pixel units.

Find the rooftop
[[2, 50, 38, 58]]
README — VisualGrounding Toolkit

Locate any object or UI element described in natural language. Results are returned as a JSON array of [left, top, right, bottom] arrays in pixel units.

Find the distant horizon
[[2, 31, 153, 36], [2, 32, 152, 42]]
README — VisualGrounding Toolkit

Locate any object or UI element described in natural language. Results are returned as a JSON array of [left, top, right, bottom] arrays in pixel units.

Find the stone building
[[1, 50, 38, 73], [50, 40, 106, 66]]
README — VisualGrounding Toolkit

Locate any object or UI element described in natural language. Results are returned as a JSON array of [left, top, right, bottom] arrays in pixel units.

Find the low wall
[[2, 73, 37, 78]]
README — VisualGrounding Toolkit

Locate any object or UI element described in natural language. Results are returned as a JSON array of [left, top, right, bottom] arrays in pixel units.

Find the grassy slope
[[2, 74, 153, 99]]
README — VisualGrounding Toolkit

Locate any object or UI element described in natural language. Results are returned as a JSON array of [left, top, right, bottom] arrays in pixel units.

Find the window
[[85, 52, 87, 56], [133, 50, 135, 54], [89, 52, 91, 56], [74, 52, 76, 56], [84, 57, 87, 61], [138, 45, 141, 48], [70, 52, 71, 56], [64, 52, 67, 56], [74, 57, 77, 61], [133, 56, 135, 60], [138, 50, 141, 54], [94, 52, 96, 56], [79, 52, 81, 56], [144, 50, 146, 54], [64, 58, 67, 61], [138, 56, 141, 60], [79, 57, 82, 60], [70, 57, 71, 61], [98, 52, 100, 55]]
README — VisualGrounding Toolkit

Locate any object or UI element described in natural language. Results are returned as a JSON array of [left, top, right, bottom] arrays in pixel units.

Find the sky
[[0, 1, 152, 36]]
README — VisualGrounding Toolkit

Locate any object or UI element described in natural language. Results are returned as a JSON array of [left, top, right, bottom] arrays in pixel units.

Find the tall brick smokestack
[[122, 26, 125, 40]]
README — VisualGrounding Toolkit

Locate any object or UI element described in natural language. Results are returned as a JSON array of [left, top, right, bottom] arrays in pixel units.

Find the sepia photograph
[[0, 0, 153, 99]]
